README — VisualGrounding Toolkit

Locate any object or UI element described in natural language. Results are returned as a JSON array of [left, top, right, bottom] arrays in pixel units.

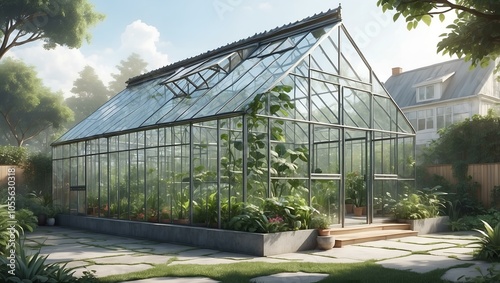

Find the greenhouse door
[[343, 130, 370, 226]]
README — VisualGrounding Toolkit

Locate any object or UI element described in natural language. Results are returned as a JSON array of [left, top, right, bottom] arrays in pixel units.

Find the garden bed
[[400, 216, 450, 235], [57, 214, 317, 256]]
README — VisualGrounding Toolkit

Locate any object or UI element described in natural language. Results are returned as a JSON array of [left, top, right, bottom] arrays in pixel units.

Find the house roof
[[54, 8, 343, 145], [385, 58, 495, 108]]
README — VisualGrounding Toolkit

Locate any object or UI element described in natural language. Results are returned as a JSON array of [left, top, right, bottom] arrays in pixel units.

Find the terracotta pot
[[345, 203, 355, 214], [318, 229, 330, 236], [353, 206, 364, 216]]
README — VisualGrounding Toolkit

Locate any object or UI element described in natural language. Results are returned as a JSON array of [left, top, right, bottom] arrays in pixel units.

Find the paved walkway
[[23, 226, 494, 282]]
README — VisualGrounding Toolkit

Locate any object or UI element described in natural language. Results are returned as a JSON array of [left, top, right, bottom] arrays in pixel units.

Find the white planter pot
[[46, 218, 56, 226], [317, 235, 335, 250]]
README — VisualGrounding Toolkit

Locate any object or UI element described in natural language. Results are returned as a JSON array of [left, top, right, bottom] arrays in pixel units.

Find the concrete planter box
[[400, 216, 450, 235], [57, 215, 317, 256]]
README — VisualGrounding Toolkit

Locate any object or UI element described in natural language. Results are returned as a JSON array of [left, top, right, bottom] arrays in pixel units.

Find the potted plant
[[310, 214, 331, 236], [46, 205, 59, 226], [310, 214, 335, 250], [346, 172, 366, 216]]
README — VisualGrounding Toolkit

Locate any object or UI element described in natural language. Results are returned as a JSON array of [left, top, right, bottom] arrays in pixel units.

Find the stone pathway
[[22, 227, 496, 283]]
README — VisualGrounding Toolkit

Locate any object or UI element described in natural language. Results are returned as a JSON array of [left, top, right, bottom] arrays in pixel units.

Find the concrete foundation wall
[[57, 215, 317, 256]]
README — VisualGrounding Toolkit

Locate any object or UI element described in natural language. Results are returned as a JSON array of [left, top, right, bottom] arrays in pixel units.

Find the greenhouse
[[52, 7, 415, 234]]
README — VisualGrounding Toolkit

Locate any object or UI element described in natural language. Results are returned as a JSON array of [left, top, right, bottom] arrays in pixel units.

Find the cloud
[[7, 20, 171, 98], [119, 20, 170, 70]]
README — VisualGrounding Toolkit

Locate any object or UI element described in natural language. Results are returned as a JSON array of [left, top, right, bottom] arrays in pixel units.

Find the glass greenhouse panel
[[310, 31, 339, 75], [313, 126, 340, 174], [99, 153, 108, 217], [373, 133, 396, 175], [373, 96, 397, 131], [343, 88, 370, 128], [86, 155, 99, 217], [373, 179, 397, 216], [311, 79, 340, 124], [339, 26, 370, 84], [145, 148, 159, 222], [398, 137, 415, 179], [118, 151, 129, 220]]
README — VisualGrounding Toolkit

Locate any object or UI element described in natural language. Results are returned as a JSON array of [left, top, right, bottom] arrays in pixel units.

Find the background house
[[385, 59, 500, 149]]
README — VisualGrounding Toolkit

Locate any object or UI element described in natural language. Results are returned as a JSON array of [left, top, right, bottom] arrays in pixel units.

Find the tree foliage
[[66, 65, 111, 126], [108, 53, 148, 94], [423, 111, 500, 173], [0, 0, 105, 60], [377, 0, 500, 74], [0, 58, 73, 146]]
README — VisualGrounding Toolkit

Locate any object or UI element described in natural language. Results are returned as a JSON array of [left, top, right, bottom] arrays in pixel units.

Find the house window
[[436, 106, 452, 129], [417, 85, 435, 102], [417, 109, 434, 131]]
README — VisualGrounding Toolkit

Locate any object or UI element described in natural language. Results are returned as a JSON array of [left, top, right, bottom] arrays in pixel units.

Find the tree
[[0, 0, 105, 60], [0, 58, 73, 146], [377, 0, 500, 74], [66, 65, 111, 126], [423, 110, 500, 179], [108, 53, 148, 94]]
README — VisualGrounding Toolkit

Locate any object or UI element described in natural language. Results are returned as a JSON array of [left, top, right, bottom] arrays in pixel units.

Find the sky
[[8, 0, 457, 98]]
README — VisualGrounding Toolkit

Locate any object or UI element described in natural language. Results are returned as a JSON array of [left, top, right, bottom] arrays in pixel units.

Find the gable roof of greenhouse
[[54, 7, 411, 145]]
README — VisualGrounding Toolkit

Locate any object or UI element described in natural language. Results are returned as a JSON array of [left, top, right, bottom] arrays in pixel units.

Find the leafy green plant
[[227, 204, 268, 233], [346, 172, 365, 207], [14, 209, 38, 232], [458, 264, 500, 283], [392, 186, 447, 220], [310, 214, 330, 230], [474, 220, 500, 261]]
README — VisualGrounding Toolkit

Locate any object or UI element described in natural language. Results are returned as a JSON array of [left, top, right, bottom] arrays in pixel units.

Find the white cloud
[[119, 20, 170, 70], [258, 2, 273, 11], [7, 20, 171, 98]]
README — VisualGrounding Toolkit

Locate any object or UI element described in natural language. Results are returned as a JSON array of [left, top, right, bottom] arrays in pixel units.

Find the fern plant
[[474, 220, 500, 261]]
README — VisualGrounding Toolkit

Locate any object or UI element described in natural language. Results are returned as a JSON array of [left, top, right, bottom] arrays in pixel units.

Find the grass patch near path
[[99, 261, 450, 283]]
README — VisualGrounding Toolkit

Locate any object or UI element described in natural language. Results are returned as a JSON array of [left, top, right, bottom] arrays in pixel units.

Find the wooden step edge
[[329, 224, 411, 235], [334, 231, 419, 247]]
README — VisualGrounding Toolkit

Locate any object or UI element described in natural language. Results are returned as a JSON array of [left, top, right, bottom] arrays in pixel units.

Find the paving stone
[[250, 272, 329, 283], [428, 247, 476, 260], [392, 236, 473, 246], [270, 252, 360, 263], [73, 264, 153, 278], [208, 251, 256, 260], [359, 240, 455, 252], [176, 248, 220, 260], [441, 262, 498, 282], [313, 245, 411, 261], [92, 254, 173, 265], [246, 257, 291, 264], [169, 257, 238, 265], [41, 245, 132, 263], [123, 277, 220, 283], [378, 254, 464, 273]]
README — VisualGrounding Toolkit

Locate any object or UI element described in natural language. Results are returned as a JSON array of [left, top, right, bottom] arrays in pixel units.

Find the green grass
[[98, 261, 452, 283]]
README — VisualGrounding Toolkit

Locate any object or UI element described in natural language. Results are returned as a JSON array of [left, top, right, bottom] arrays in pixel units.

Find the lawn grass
[[98, 261, 456, 283]]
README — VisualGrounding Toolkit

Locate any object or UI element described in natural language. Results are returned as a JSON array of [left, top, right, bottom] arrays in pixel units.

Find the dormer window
[[413, 72, 454, 103], [417, 85, 435, 102]]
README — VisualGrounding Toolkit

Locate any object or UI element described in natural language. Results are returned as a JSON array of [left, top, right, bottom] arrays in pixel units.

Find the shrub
[[474, 220, 500, 261], [0, 241, 98, 283], [0, 146, 28, 165], [392, 186, 447, 220]]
